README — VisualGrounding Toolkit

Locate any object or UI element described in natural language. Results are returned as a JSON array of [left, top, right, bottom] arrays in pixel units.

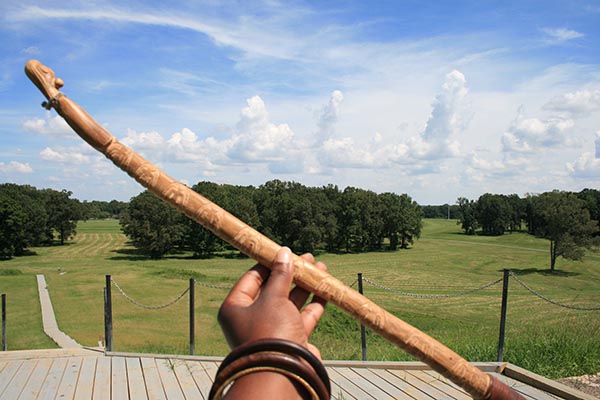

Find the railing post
[[2, 294, 6, 351], [497, 269, 510, 362], [357, 273, 367, 361], [189, 278, 195, 356], [104, 275, 113, 352]]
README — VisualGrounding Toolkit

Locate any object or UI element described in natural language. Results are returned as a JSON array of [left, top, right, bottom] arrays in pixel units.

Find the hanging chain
[[509, 272, 600, 311], [362, 276, 503, 299], [112, 278, 190, 310]]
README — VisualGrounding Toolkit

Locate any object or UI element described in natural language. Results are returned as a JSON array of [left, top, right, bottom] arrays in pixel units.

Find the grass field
[[1, 218, 598, 379]]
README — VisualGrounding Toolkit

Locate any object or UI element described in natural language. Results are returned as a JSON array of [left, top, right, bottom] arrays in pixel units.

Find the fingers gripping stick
[[24, 60, 524, 400]]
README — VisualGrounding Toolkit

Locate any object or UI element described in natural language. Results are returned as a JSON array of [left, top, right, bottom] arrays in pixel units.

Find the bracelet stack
[[209, 339, 331, 400]]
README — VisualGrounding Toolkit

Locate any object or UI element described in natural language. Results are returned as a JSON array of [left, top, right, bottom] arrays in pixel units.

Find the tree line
[[455, 190, 600, 271], [0, 184, 84, 259], [119, 180, 424, 259], [0, 183, 128, 259]]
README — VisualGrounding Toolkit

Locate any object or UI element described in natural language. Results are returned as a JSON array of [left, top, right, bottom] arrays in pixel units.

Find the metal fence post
[[189, 278, 195, 356], [2, 294, 6, 351], [357, 273, 367, 361], [497, 269, 510, 362], [104, 275, 113, 352]]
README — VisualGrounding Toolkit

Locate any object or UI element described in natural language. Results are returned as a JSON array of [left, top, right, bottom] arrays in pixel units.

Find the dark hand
[[218, 247, 327, 359]]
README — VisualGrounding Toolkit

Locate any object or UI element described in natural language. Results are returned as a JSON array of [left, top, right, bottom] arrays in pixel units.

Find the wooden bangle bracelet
[[209, 339, 330, 400]]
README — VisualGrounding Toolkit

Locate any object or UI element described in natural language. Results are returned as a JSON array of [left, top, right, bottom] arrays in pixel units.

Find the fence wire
[[362, 276, 503, 298], [509, 272, 600, 311], [111, 278, 190, 310]]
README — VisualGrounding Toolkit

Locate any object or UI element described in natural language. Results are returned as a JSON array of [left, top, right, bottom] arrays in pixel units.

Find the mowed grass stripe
[[70, 233, 101, 256]]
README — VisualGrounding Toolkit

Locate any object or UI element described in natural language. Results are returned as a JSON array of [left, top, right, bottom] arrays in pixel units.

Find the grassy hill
[[1, 218, 598, 379]]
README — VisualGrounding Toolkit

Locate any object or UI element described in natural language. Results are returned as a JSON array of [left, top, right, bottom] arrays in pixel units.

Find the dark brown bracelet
[[209, 339, 331, 400]]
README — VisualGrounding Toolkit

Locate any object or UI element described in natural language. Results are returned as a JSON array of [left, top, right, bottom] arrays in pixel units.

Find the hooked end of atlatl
[[24, 60, 64, 101]]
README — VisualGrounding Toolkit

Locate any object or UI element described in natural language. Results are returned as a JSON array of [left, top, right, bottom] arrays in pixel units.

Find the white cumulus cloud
[[120, 129, 166, 150], [407, 70, 467, 160], [315, 90, 344, 144], [566, 132, 600, 178], [0, 161, 33, 174], [543, 89, 600, 116], [40, 147, 91, 164], [22, 114, 73, 137], [227, 96, 296, 165], [502, 108, 575, 153]]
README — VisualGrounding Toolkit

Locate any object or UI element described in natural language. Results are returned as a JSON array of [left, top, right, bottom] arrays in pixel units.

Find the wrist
[[223, 371, 304, 400], [209, 339, 330, 400]]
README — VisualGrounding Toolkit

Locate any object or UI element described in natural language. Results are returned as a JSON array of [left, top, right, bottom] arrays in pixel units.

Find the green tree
[[456, 197, 478, 235], [380, 192, 423, 250], [0, 195, 27, 259], [184, 182, 228, 258], [337, 187, 383, 252], [120, 191, 185, 259], [0, 184, 52, 253], [42, 189, 85, 245], [475, 193, 510, 236], [529, 191, 599, 272], [577, 188, 600, 235], [505, 194, 525, 232], [397, 194, 423, 249]]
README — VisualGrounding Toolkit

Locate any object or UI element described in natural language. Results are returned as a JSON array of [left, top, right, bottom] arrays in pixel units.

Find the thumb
[[263, 247, 294, 298]]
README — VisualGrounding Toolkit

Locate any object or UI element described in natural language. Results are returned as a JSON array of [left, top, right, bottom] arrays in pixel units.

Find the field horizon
[[1, 218, 598, 379]]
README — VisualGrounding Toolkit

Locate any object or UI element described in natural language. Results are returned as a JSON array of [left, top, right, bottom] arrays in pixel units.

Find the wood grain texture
[[25, 59, 518, 400]]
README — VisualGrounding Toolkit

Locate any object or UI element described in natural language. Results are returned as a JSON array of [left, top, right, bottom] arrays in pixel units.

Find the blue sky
[[1, 1, 599, 204]]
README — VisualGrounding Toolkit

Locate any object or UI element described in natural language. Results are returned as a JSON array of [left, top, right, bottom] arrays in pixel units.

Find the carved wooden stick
[[25, 60, 523, 400]]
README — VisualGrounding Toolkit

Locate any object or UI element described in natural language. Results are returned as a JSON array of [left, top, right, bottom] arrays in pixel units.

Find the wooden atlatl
[[25, 60, 524, 400]]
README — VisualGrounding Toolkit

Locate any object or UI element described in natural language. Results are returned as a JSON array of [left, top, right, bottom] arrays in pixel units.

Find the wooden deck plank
[[156, 358, 185, 400], [1, 359, 37, 399], [337, 366, 398, 399], [409, 370, 471, 399], [18, 358, 53, 400], [491, 372, 559, 400], [73, 357, 97, 400], [140, 357, 167, 400], [370, 368, 432, 399], [37, 357, 68, 400], [0, 350, 588, 400], [0, 359, 22, 395], [0, 348, 99, 361], [502, 364, 596, 400], [329, 376, 356, 400], [92, 356, 111, 400], [389, 368, 448, 399], [422, 370, 474, 399], [187, 360, 217, 397], [126, 356, 149, 400], [327, 368, 375, 399], [171, 358, 203, 399], [359, 367, 426, 400], [55, 357, 83, 400], [111, 356, 129, 400]]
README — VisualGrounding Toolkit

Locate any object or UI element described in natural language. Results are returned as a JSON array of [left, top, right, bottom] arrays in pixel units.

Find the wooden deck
[[0, 348, 594, 399]]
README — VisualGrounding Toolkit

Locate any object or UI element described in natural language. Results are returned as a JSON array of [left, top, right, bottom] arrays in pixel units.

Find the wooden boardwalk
[[0, 349, 594, 399]]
